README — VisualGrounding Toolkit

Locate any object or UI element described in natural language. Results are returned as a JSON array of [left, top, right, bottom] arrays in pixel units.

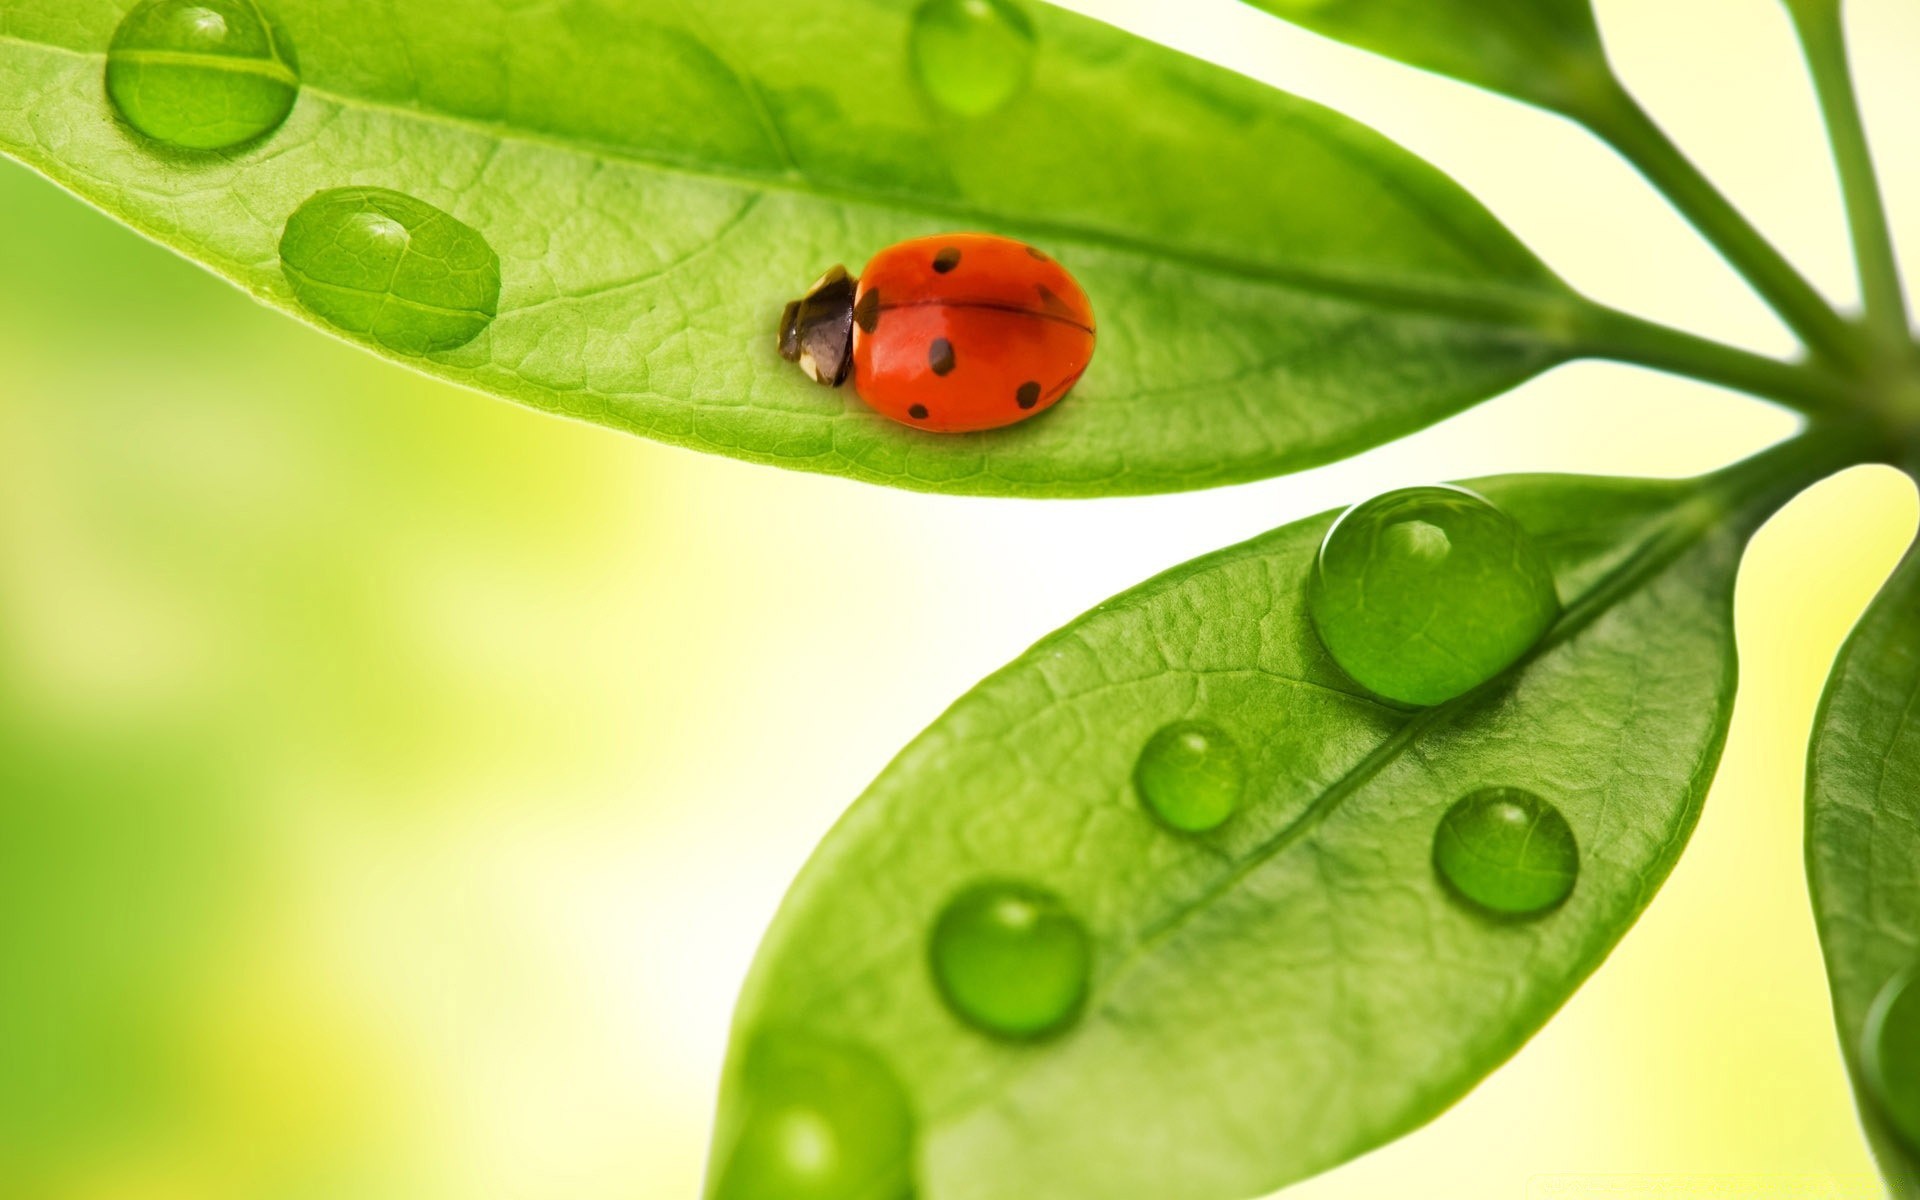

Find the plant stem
[[1577, 80, 1870, 371], [1786, 0, 1911, 350], [1703, 417, 1881, 519], [1575, 304, 1856, 416]]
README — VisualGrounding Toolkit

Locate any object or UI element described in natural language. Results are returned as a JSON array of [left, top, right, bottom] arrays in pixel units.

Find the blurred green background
[[2, 0, 1918, 1196]]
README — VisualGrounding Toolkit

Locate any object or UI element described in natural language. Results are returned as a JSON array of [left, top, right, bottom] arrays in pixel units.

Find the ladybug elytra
[[777, 233, 1096, 433]]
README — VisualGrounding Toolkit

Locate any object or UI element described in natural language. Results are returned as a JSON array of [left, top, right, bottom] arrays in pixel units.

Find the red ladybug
[[777, 233, 1096, 433]]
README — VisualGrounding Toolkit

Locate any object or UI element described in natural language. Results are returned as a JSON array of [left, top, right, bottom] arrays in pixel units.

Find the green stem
[[1578, 80, 1870, 372], [1786, 0, 1911, 349], [1700, 416, 1882, 519], [1575, 304, 1856, 416]]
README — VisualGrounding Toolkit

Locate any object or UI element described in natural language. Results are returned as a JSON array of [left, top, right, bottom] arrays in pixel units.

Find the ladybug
[[777, 233, 1096, 433]]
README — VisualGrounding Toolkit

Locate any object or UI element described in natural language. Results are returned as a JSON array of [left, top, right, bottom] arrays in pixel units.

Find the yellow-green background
[[3, 0, 1917, 1195]]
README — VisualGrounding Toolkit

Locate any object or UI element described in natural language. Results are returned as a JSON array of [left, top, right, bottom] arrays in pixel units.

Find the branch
[[1576, 80, 1871, 372], [1786, 0, 1910, 349]]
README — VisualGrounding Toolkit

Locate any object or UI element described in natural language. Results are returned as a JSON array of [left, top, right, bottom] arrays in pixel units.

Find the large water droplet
[[1309, 485, 1559, 707], [1864, 961, 1920, 1152], [711, 1032, 917, 1200], [930, 880, 1090, 1040], [1432, 787, 1579, 917], [106, 0, 300, 151], [909, 0, 1037, 117], [1134, 720, 1245, 833], [279, 187, 502, 355]]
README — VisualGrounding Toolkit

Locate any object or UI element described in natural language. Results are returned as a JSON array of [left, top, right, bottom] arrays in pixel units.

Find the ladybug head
[[778, 265, 856, 387]]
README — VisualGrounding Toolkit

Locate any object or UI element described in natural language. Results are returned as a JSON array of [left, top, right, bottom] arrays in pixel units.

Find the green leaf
[[1807, 534, 1920, 1198], [711, 441, 1840, 1199], [0, 0, 1583, 497], [1238, 0, 1610, 113]]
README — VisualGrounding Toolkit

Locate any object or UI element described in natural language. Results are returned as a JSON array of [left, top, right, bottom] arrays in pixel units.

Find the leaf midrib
[[281, 262, 495, 319], [103, 47, 301, 87], [1, 29, 1588, 345]]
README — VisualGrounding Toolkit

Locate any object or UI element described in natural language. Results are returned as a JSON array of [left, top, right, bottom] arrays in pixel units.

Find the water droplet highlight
[[1309, 485, 1558, 707], [106, 0, 300, 151], [279, 187, 502, 355], [1432, 787, 1578, 917], [909, 0, 1037, 117], [712, 1032, 917, 1200], [1864, 961, 1920, 1153], [1133, 720, 1245, 833], [930, 880, 1090, 1040]]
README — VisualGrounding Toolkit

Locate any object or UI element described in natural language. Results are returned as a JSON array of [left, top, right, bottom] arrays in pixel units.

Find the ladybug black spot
[[929, 338, 956, 376], [854, 287, 882, 334], [1016, 381, 1041, 409], [909, 404, 930, 420], [933, 246, 962, 273], [1025, 245, 1050, 261], [1036, 284, 1074, 318]]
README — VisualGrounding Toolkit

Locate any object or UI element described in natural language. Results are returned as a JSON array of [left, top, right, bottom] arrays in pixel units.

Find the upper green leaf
[[0, 0, 1584, 496], [1808, 534, 1920, 1198], [711, 445, 1832, 1198], [1238, 0, 1610, 113]]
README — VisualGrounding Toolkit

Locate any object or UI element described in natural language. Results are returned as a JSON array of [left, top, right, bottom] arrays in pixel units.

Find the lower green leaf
[[710, 440, 1842, 1199], [1808, 533, 1920, 1198]]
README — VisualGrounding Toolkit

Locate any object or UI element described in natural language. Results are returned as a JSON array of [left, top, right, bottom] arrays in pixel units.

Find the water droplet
[[1864, 961, 1920, 1152], [1133, 720, 1245, 833], [279, 187, 502, 355], [1432, 787, 1578, 917], [711, 1032, 917, 1200], [909, 0, 1037, 117], [929, 880, 1090, 1040], [106, 0, 300, 151], [1309, 485, 1559, 707]]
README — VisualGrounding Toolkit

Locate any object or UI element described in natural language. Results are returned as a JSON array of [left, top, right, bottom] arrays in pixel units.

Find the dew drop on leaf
[[930, 880, 1090, 1040], [1863, 962, 1920, 1153], [710, 1032, 917, 1200], [1309, 485, 1559, 706], [1431, 787, 1579, 917], [105, 0, 300, 151], [279, 187, 502, 355], [1133, 720, 1246, 833], [908, 0, 1037, 117]]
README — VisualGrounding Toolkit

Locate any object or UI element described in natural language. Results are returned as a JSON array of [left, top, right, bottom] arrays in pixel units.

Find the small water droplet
[[930, 880, 1090, 1040], [1309, 485, 1559, 707], [279, 187, 502, 355], [106, 0, 300, 151], [712, 1032, 917, 1200], [1864, 961, 1920, 1152], [909, 0, 1037, 118], [1432, 787, 1578, 917], [1133, 720, 1245, 833]]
